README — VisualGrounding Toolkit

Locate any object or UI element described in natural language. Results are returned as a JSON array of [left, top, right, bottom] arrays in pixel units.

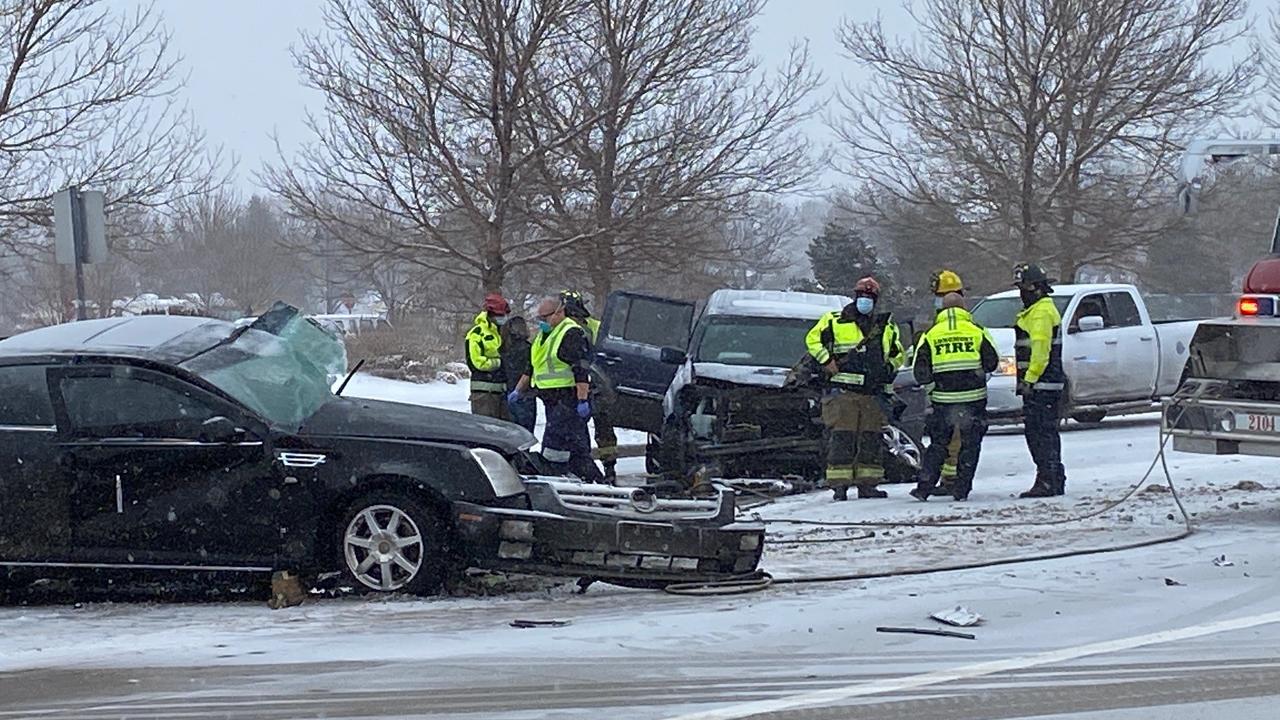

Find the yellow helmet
[[931, 269, 963, 296]]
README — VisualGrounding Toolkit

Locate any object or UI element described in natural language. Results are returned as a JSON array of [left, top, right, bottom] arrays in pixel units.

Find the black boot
[[909, 486, 929, 502], [832, 485, 849, 502], [1019, 479, 1055, 498], [602, 461, 617, 484], [1052, 470, 1066, 496], [857, 484, 888, 499]]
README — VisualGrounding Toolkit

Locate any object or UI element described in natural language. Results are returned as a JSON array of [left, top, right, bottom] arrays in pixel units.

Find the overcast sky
[[139, 0, 1263, 193], [137, 0, 910, 192]]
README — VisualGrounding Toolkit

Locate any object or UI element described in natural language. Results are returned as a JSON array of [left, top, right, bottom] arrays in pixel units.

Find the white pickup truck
[[969, 284, 1204, 423]]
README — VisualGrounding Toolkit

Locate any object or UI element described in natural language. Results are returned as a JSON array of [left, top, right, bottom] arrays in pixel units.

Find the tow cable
[[664, 396, 1197, 596]]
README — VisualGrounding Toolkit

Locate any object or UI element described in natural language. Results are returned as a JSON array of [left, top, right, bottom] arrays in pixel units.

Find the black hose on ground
[[665, 398, 1197, 596]]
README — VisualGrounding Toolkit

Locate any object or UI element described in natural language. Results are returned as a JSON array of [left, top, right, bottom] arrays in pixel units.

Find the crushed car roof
[[0, 315, 233, 362], [704, 289, 852, 320]]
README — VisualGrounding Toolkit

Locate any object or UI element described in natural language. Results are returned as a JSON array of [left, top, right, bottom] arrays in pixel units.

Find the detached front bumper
[[1163, 395, 1280, 457], [452, 477, 764, 585]]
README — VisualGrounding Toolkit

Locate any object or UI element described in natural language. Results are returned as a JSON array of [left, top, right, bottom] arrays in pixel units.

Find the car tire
[[1071, 409, 1107, 424], [338, 493, 445, 596]]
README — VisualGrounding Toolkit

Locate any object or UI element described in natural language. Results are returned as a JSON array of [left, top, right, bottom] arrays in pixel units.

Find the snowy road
[[4, 385, 1280, 718]]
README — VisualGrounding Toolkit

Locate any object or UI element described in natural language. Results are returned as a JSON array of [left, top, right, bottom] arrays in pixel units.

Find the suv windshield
[[694, 316, 814, 367], [181, 306, 348, 429], [971, 296, 1071, 328]]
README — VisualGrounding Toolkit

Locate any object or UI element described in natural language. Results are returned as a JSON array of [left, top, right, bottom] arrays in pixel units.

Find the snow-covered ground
[[5, 377, 1280, 718]]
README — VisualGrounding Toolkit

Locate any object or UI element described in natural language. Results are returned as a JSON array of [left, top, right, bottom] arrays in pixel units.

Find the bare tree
[[155, 193, 304, 315], [265, 0, 602, 293], [527, 0, 820, 299], [0, 0, 222, 256], [1263, 7, 1280, 127], [834, 0, 1256, 281]]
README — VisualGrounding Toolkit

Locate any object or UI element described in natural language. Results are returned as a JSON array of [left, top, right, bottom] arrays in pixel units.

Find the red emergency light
[[1236, 294, 1279, 317]]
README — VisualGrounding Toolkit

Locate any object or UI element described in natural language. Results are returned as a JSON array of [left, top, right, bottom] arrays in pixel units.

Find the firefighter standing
[[510, 295, 604, 483], [466, 293, 511, 421], [930, 269, 967, 495], [560, 290, 619, 482], [1012, 263, 1068, 498], [909, 292, 999, 501], [805, 277, 906, 501]]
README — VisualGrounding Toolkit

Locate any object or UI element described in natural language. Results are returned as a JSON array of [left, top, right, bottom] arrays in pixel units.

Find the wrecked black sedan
[[0, 305, 761, 596]]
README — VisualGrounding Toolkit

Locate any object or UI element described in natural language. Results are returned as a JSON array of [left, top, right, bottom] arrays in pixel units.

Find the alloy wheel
[[343, 504, 425, 592]]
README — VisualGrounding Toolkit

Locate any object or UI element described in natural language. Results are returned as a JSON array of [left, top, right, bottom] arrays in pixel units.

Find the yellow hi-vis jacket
[[465, 311, 504, 393], [913, 307, 999, 403], [805, 309, 905, 394], [1015, 296, 1066, 390], [531, 318, 582, 390]]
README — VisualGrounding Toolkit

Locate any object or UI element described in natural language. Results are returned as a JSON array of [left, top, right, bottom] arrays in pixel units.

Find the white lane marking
[[664, 609, 1280, 720]]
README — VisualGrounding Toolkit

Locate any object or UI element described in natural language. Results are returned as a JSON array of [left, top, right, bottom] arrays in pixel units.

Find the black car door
[[594, 292, 697, 433], [0, 363, 67, 562], [49, 364, 282, 568]]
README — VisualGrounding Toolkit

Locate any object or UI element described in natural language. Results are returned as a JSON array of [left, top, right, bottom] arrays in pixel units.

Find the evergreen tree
[[805, 221, 890, 299]]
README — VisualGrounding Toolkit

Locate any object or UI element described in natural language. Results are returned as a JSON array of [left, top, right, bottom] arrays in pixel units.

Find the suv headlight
[[469, 448, 526, 498]]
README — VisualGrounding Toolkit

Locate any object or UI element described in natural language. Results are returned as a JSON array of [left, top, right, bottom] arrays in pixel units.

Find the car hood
[[692, 362, 790, 388], [298, 397, 535, 453]]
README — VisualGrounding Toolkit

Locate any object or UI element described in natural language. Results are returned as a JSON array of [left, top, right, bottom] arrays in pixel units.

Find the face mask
[[933, 297, 944, 310], [856, 297, 875, 315], [494, 315, 509, 326], [537, 320, 552, 334]]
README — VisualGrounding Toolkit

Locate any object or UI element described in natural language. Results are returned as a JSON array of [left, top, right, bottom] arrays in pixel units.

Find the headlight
[[468, 448, 526, 498], [997, 356, 1018, 376]]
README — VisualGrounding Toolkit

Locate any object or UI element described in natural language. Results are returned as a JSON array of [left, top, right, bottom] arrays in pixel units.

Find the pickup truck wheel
[[339, 494, 445, 595], [1071, 410, 1107, 424]]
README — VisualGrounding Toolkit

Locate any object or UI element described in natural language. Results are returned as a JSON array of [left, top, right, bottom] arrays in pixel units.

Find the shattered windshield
[[694, 316, 814, 367], [181, 309, 348, 429]]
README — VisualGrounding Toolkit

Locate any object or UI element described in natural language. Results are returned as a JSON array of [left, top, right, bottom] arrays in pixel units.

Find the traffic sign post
[[52, 186, 108, 321]]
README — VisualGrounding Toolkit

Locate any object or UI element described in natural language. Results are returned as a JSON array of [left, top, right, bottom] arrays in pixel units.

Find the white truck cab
[[972, 284, 1201, 423]]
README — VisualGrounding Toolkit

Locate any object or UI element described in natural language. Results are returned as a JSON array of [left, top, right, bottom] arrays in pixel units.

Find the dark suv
[[0, 305, 761, 595]]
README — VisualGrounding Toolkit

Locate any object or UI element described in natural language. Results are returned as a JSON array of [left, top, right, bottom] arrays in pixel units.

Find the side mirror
[[659, 346, 688, 365], [1077, 315, 1106, 332], [199, 416, 245, 444]]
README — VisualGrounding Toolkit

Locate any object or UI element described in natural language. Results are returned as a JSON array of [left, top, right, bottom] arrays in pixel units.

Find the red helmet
[[854, 276, 881, 298], [482, 293, 510, 315]]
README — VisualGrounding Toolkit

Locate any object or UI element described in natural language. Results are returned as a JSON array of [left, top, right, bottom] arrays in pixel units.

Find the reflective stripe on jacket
[[531, 318, 582, 390], [465, 311, 504, 393], [1014, 296, 1066, 390], [913, 307, 999, 404], [805, 309, 905, 394]]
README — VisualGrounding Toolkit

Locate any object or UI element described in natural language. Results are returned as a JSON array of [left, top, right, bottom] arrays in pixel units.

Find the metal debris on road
[[1213, 555, 1235, 567], [510, 619, 572, 629], [930, 605, 983, 627], [877, 626, 976, 640], [1164, 578, 1185, 586]]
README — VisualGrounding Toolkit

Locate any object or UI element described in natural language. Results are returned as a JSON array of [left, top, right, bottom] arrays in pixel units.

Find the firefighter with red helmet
[[805, 277, 906, 500], [465, 292, 512, 420]]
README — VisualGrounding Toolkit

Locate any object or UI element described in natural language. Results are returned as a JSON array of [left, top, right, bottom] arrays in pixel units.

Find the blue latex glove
[[576, 400, 592, 419], [507, 389, 523, 406]]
